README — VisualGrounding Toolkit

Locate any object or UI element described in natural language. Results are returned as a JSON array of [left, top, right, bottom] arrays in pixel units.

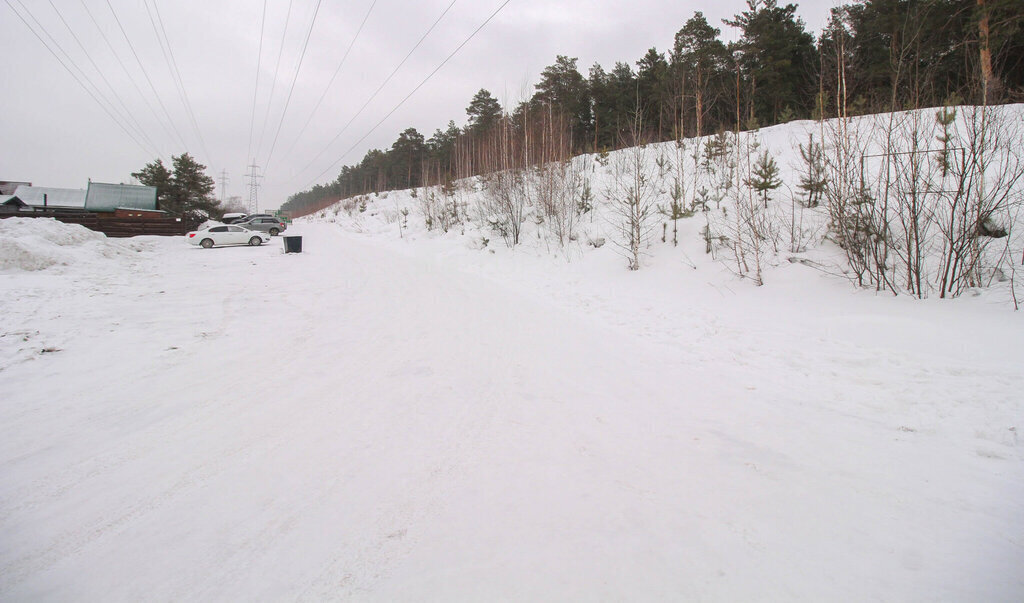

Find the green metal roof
[[85, 182, 157, 212]]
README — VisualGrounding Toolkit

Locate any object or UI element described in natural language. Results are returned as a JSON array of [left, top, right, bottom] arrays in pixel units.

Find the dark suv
[[239, 216, 288, 236]]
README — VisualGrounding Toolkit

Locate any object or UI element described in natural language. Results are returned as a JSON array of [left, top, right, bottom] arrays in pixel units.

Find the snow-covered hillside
[[311, 104, 1024, 305], [1, 104, 1022, 601]]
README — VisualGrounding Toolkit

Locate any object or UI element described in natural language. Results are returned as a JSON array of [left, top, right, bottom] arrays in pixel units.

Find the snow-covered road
[[1, 221, 1022, 600]]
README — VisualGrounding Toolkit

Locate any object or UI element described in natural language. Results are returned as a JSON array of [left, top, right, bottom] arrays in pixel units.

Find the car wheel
[[200, 238, 214, 249], [249, 236, 262, 246], [269, 228, 280, 236]]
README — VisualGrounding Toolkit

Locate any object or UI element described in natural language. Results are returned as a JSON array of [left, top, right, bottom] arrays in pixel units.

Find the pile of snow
[[0, 217, 136, 272]]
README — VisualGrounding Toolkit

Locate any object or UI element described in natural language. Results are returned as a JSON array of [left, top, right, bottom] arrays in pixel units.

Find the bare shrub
[[607, 127, 659, 270], [933, 105, 1024, 299], [479, 169, 528, 247], [533, 158, 587, 246], [824, 105, 1023, 301], [823, 114, 889, 290]]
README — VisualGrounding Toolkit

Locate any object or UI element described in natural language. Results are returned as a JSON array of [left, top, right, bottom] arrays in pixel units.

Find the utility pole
[[245, 163, 262, 215], [218, 169, 229, 204]]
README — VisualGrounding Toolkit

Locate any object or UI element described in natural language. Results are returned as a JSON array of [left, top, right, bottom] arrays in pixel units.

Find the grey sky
[[1, 0, 834, 209]]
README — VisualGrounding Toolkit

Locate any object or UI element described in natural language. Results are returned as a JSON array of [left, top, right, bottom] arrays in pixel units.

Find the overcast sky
[[1, 0, 835, 209]]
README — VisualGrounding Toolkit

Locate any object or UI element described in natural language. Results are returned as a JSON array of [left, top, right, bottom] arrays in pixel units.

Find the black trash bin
[[283, 236, 303, 253]]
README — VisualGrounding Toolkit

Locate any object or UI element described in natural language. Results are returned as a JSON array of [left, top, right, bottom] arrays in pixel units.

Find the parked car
[[186, 224, 270, 248], [221, 212, 248, 224], [239, 216, 288, 236]]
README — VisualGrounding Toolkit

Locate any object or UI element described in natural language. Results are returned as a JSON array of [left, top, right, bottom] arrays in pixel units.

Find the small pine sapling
[[578, 179, 593, 215], [778, 105, 796, 124], [655, 153, 670, 178], [702, 131, 735, 209], [934, 105, 957, 178], [797, 133, 827, 207], [702, 131, 731, 170], [660, 180, 694, 247], [746, 151, 782, 207], [695, 187, 711, 212]]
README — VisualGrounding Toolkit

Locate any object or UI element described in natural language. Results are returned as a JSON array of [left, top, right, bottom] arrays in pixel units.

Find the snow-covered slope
[[311, 103, 1024, 305]]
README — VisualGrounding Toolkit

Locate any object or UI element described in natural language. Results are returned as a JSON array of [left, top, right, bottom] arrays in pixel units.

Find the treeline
[[282, 0, 1024, 217]]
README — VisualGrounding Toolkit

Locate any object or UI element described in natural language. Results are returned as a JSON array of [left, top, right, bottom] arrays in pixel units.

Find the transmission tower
[[245, 163, 262, 214], [218, 169, 229, 203]]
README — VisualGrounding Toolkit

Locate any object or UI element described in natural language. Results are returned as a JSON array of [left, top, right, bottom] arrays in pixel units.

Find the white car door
[[206, 225, 229, 245], [227, 225, 249, 244]]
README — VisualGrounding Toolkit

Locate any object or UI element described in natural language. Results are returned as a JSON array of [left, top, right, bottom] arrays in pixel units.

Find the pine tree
[[609, 62, 638, 143], [533, 55, 591, 149], [588, 64, 613, 151], [746, 151, 782, 207], [133, 153, 218, 217], [465, 89, 502, 135], [131, 158, 173, 210], [797, 133, 827, 207], [672, 12, 729, 138], [426, 121, 460, 181], [635, 48, 671, 140], [170, 153, 218, 217], [934, 105, 957, 177], [659, 195, 692, 246], [390, 127, 426, 189], [725, 0, 816, 125]]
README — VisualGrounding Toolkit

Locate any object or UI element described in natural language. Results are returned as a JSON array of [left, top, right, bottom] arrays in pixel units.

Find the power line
[[104, 0, 191, 152], [146, 0, 213, 166], [79, 0, 181, 154], [289, 0, 459, 181], [260, 0, 325, 174], [46, 0, 164, 159], [3, 0, 157, 157], [253, 0, 295, 163], [15, 0, 152, 153], [276, 0, 379, 167], [303, 0, 510, 189], [246, 0, 269, 165]]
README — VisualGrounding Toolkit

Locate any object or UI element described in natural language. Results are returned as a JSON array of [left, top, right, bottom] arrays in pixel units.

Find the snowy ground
[[1, 215, 1022, 601]]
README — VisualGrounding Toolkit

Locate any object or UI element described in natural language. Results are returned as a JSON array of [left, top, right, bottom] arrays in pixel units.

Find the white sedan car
[[186, 224, 271, 248]]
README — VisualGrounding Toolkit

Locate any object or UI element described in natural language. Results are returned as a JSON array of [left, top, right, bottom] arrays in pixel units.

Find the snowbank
[[0, 217, 136, 272]]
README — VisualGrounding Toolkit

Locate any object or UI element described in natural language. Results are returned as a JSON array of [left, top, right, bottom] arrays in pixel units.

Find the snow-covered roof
[[13, 185, 87, 208], [0, 181, 31, 195], [115, 206, 166, 213], [0, 195, 31, 210], [85, 182, 157, 212]]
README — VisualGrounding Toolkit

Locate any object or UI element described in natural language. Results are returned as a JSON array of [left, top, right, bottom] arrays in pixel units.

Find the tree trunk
[[695, 69, 703, 139], [977, 0, 999, 103]]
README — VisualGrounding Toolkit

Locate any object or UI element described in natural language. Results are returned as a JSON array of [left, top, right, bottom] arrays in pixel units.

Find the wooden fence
[[0, 210, 196, 238]]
